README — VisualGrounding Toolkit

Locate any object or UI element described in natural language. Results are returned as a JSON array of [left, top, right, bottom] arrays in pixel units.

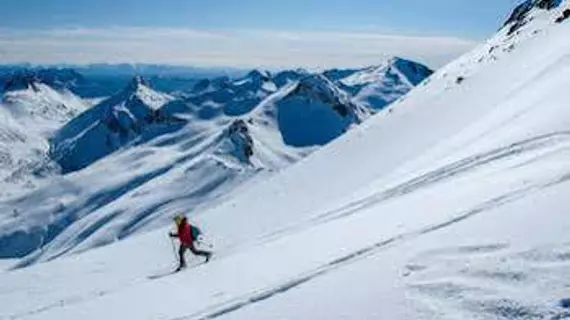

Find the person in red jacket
[[169, 215, 211, 271]]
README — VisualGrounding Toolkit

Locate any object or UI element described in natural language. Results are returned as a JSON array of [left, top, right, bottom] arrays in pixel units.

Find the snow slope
[[2, 73, 88, 135], [0, 73, 88, 199], [1, 1, 569, 319]]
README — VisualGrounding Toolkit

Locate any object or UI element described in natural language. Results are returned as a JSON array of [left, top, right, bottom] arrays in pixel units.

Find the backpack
[[190, 224, 202, 241]]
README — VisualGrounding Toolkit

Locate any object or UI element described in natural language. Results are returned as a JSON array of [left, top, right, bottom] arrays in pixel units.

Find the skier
[[169, 215, 212, 271]]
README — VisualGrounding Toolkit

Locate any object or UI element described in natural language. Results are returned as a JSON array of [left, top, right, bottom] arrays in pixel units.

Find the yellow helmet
[[173, 215, 184, 226]]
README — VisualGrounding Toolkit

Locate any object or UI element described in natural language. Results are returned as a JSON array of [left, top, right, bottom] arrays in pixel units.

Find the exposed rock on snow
[[223, 119, 255, 163]]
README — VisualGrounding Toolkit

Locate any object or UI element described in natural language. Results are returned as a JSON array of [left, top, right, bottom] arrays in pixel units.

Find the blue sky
[[0, 0, 523, 69]]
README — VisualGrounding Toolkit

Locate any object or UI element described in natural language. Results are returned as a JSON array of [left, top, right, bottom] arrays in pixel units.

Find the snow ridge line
[[174, 170, 570, 320], [260, 131, 570, 244]]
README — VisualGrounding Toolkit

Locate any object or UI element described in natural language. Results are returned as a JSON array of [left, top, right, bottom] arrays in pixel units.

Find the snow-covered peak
[[232, 70, 276, 92], [291, 74, 355, 109], [434, 0, 569, 91], [339, 57, 432, 88], [319, 58, 433, 111], [50, 78, 175, 172], [116, 76, 173, 110], [1, 76, 88, 136], [244, 69, 271, 82], [502, 0, 564, 35]]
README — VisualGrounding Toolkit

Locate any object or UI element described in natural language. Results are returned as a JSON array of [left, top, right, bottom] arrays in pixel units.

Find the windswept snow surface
[[3, 4, 570, 318]]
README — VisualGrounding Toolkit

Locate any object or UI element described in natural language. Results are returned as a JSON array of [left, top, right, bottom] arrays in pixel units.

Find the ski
[[147, 257, 211, 280]]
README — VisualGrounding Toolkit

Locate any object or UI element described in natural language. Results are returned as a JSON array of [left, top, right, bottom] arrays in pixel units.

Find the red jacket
[[177, 219, 193, 245]]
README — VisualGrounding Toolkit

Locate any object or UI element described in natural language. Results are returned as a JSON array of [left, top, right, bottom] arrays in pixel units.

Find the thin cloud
[[0, 27, 477, 69]]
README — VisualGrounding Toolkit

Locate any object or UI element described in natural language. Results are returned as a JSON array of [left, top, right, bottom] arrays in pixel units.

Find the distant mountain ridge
[[51, 57, 431, 173]]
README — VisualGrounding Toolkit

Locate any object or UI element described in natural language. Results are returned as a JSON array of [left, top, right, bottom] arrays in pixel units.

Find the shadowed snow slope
[[1, 1, 569, 319], [251, 74, 370, 147]]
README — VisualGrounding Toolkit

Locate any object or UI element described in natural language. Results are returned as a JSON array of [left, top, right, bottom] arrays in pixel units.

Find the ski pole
[[170, 236, 178, 262]]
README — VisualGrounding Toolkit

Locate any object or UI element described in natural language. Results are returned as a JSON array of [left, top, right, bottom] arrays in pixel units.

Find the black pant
[[178, 243, 209, 268]]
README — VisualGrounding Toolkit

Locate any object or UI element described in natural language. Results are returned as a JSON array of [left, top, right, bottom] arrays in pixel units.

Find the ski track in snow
[[5, 284, 130, 320], [169, 155, 570, 319], [259, 131, 570, 244]]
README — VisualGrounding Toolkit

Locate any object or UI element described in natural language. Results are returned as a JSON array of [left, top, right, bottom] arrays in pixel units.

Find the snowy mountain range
[[0, 57, 431, 264], [1, 0, 570, 319]]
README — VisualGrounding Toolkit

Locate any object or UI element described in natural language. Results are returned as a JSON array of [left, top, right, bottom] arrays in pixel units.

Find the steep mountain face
[[253, 74, 370, 147], [223, 119, 254, 163], [50, 77, 175, 173], [0, 107, 55, 198]]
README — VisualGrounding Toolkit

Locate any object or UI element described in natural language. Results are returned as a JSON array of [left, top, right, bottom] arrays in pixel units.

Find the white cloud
[[0, 27, 476, 69]]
